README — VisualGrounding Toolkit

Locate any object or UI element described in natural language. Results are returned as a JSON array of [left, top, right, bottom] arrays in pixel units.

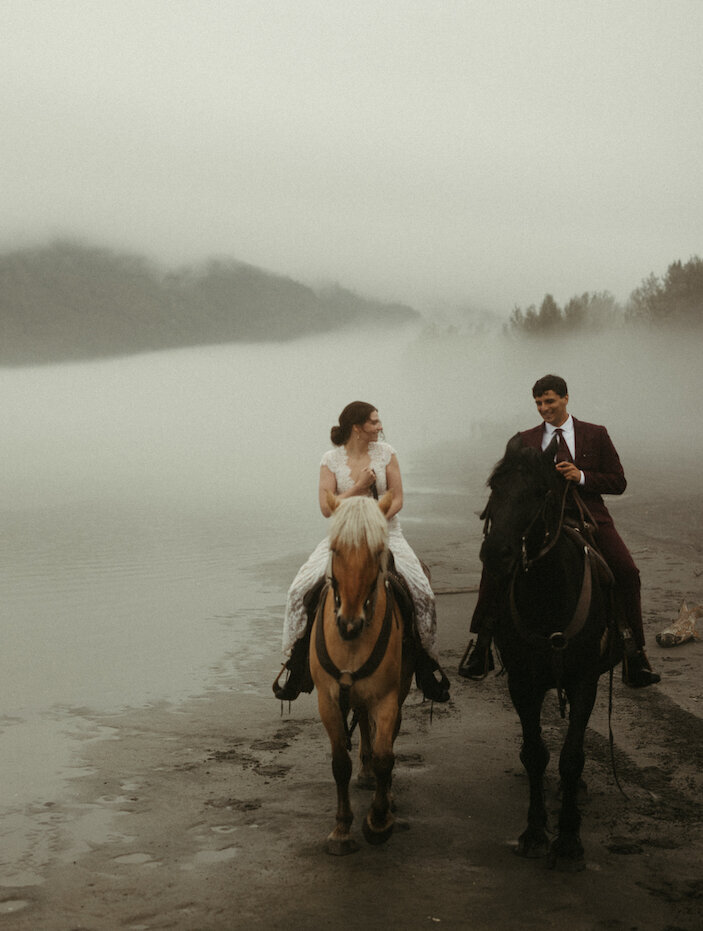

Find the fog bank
[[1, 325, 698, 518]]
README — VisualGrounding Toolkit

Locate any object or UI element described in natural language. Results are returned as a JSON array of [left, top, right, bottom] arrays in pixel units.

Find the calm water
[[0, 340, 356, 885]]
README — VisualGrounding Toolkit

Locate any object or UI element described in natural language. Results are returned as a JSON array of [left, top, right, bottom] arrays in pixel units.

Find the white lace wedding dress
[[281, 441, 438, 659]]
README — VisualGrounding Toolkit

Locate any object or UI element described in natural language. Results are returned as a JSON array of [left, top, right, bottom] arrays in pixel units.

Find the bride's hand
[[357, 467, 376, 490]]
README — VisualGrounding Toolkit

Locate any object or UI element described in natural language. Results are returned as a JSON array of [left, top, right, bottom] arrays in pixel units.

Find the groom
[[460, 373, 660, 688]]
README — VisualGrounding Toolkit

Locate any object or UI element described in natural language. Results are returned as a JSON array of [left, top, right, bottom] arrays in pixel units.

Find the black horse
[[480, 433, 619, 871]]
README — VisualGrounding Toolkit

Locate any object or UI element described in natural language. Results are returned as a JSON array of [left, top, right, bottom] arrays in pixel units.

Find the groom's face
[[534, 390, 569, 427]]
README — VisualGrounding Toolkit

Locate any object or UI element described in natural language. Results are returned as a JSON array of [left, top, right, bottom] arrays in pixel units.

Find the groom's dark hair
[[532, 374, 568, 398]]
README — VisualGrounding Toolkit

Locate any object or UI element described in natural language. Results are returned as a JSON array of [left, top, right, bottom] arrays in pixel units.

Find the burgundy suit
[[518, 417, 626, 528], [472, 418, 646, 647]]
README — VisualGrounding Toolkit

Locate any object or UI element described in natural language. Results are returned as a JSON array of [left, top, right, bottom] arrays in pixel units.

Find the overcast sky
[[2, 0, 701, 314]]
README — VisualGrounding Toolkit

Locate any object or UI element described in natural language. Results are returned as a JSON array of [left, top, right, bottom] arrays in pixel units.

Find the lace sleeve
[[370, 442, 396, 470], [320, 447, 353, 492]]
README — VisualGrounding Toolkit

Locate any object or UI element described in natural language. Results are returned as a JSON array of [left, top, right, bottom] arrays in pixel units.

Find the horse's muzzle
[[336, 614, 365, 641], [481, 537, 518, 579]]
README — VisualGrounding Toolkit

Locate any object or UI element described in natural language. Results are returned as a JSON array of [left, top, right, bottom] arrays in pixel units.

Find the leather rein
[[314, 556, 398, 749], [490, 481, 608, 717], [509, 483, 593, 643], [485, 476, 625, 787]]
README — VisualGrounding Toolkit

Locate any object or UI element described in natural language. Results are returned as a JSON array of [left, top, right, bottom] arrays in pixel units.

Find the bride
[[273, 400, 450, 703]]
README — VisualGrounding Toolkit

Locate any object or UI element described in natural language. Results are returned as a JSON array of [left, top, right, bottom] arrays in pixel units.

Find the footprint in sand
[[0, 900, 31, 915], [181, 846, 240, 870], [113, 852, 160, 867]]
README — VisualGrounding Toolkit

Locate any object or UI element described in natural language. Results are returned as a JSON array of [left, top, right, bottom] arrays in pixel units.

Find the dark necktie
[[554, 427, 573, 463]]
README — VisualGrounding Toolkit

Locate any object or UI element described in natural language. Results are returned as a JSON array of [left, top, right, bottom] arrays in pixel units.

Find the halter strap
[[314, 578, 396, 687], [314, 576, 396, 750]]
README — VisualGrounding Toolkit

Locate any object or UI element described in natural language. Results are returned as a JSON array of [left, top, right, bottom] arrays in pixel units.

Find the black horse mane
[[482, 433, 564, 529], [487, 432, 558, 488]]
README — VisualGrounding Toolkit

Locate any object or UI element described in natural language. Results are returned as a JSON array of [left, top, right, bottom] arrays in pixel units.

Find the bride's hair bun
[[330, 401, 376, 446]]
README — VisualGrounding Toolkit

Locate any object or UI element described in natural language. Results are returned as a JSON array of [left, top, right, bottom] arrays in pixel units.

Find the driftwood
[[656, 601, 703, 647]]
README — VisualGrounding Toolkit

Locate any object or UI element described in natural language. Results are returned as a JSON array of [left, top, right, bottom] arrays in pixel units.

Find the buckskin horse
[[479, 433, 618, 871], [309, 492, 414, 855]]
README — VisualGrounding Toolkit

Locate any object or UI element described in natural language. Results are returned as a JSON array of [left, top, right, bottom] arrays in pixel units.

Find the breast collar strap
[[521, 482, 570, 571], [314, 576, 396, 687], [509, 540, 593, 650], [314, 573, 396, 751]]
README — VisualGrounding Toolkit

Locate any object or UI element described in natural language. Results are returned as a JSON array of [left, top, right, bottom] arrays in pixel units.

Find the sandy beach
[[1, 452, 702, 931]]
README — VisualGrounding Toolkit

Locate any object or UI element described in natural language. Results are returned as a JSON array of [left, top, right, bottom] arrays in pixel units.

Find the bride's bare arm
[[384, 454, 404, 520]]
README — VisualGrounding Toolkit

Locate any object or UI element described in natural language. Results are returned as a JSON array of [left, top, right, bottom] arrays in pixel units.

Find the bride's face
[[359, 411, 383, 442]]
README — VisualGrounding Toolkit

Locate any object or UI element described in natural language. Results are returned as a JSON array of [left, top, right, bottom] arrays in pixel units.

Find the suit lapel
[[520, 424, 544, 449], [572, 417, 584, 465]]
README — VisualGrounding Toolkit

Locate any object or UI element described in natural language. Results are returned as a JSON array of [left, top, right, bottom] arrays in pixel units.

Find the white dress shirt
[[541, 415, 585, 485]]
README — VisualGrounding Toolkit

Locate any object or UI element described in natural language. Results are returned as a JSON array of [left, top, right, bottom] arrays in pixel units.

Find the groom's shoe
[[622, 648, 660, 688]]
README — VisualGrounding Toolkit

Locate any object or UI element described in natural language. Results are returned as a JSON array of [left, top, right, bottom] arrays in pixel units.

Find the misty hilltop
[[0, 242, 421, 366]]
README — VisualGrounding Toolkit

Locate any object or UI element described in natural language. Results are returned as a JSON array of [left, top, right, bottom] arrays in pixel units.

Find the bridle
[[483, 460, 625, 787], [328, 549, 381, 631], [518, 482, 569, 571], [315, 550, 398, 748], [484, 478, 605, 718]]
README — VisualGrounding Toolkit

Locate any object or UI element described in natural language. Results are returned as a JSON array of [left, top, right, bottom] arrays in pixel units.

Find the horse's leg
[[549, 677, 598, 871], [509, 677, 550, 859], [362, 695, 399, 845], [356, 709, 375, 789], [317, 693, 358, 856]]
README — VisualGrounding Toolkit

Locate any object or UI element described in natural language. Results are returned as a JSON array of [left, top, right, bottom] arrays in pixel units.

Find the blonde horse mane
[[329, 496, 389, 555]]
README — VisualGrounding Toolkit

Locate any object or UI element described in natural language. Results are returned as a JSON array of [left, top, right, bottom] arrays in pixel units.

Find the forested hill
[[0, 242, 421, 365]]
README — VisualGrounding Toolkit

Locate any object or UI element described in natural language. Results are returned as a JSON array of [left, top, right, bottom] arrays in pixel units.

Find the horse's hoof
[[362, 815, 394, 846], [326, 836, 360, 856], [515, 830, 549, 859], [548, 837, 585, 871]]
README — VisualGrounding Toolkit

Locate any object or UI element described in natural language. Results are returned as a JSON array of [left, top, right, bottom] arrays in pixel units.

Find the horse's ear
[[378, 491, 393, 515], [504, 432, 524, 459], [326, 490, 339, 513], [543, 435, 558, 461]]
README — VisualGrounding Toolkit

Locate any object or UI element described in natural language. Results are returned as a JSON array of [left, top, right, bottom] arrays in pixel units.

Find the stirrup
[[418, 666, 450, 703], [415, 654, 450, 703], [458, 638, 495, 680], [272, 664, 302, 702]]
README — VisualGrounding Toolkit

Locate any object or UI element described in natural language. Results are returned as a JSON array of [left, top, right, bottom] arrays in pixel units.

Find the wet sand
[[2, 460, 702, 930]]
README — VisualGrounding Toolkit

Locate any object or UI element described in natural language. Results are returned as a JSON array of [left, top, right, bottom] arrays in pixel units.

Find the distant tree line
[[0, 241, 420, 365], [507, 256, 703, 335]]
